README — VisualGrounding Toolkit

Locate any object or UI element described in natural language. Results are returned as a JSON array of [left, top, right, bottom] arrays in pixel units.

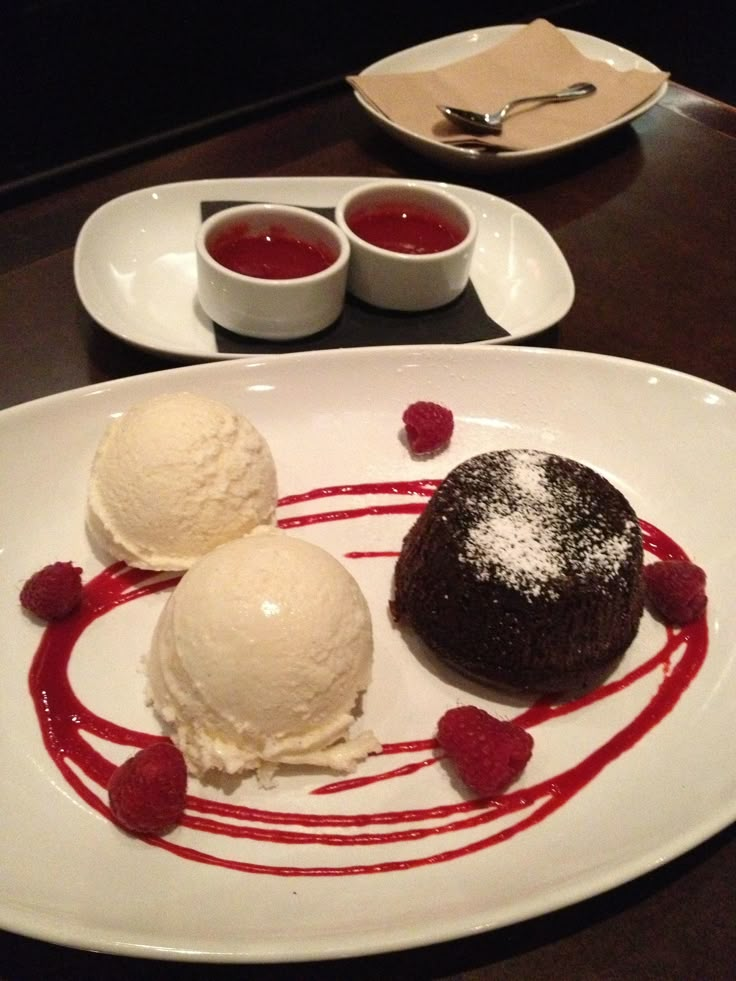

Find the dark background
[[2, 0, 732, 200]]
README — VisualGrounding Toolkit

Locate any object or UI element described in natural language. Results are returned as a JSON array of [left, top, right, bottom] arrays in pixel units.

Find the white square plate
[[73, 178, 574, 359]]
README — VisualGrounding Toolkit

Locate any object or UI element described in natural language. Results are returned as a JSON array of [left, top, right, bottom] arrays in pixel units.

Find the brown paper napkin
[[348, 19, 669, 152]]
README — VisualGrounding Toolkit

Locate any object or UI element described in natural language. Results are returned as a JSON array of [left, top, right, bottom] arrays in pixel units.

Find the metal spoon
[[438, 81, 596, 134]]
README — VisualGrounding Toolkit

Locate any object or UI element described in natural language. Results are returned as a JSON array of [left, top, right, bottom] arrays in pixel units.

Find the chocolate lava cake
[[393, 449, 644, 692]]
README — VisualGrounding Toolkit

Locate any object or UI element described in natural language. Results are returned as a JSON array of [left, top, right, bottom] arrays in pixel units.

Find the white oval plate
[[1, 345, 733, 962], [73, 177, 574, 360], [355, 25, 667, 171]]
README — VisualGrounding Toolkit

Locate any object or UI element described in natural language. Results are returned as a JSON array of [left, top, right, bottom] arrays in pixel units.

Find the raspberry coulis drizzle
[[28, 481, 707, 876]]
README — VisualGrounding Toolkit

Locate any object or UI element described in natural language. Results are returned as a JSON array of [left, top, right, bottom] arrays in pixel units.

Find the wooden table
[[1, 82, 735, 979]]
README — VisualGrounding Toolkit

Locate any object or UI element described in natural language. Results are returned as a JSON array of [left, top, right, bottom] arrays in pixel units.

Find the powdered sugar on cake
[[459, 450, 636, 599]]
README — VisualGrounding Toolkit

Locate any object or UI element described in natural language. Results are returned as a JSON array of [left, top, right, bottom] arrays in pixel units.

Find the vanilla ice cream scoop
[[87, 392, 277, 571], [147, 533, 379, 782]]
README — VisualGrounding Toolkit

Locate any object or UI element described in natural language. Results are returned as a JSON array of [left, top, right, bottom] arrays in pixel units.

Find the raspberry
[[402, 401, 454, 455], [20, 561, 83, 620], [437, 705, 533, 796], [643, 560, 707, 626], [108, 742, 187, 835]]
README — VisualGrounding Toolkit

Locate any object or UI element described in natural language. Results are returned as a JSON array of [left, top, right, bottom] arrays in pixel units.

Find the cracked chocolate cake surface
[[393, 449, 644, 693]]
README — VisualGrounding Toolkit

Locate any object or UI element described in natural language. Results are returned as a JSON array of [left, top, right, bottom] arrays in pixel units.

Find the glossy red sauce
[[28, 482, 707, 876], [348, 204, 466, 255], [207, 222, 336, 279]]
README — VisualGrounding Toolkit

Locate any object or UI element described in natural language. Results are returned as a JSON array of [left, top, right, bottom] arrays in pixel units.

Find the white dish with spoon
[[354, 24, 667, 171]]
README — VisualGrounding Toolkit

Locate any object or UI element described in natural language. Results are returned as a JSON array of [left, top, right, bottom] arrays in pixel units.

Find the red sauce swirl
[[27, 482, 707, 876]]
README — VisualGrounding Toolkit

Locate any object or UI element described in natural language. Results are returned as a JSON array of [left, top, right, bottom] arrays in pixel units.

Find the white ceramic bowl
[[335, 180, 477, 311], [196, 204, 350, 340]]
